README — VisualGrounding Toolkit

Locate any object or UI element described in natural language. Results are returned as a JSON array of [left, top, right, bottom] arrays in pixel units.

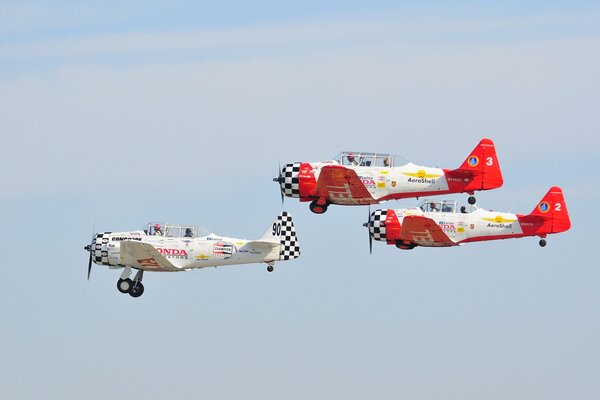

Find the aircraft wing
[[399, 216, 457, 247], [120, 241, 181, 271], [314, 165, 378, 205]]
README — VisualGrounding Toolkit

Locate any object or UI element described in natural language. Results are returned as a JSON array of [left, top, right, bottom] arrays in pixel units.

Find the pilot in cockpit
[[347, 154, 358, 165], [184, 228, 193, 238], [154, 224, 163, 236]]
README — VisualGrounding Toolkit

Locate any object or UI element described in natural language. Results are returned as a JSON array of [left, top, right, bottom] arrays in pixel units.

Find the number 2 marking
[[555, 203, 562, 211]]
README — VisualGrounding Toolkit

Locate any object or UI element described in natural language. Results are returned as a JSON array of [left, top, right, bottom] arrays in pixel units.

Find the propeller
[[273, 162, 285, 205], [362, 206, 373, 254], [84, 228, 95, 280]]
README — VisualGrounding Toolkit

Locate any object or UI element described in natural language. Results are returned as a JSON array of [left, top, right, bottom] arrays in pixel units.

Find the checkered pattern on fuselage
[[369, 210, 388, 241], [93, 232, 112, 265], [281, 163, 301, 198], [278, 211, 300, 260]]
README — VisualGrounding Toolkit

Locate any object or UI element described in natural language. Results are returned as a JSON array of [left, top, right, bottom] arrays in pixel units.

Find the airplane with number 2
[[275, 138, 503, 214], [364, 186, 570, 251], [83, 212, 300, 298]]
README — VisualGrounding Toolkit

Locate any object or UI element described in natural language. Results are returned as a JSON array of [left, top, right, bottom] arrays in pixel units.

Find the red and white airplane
[[83, 212, 300, 298], [275, 138, 503, 214], [364, 186, 570, 251]]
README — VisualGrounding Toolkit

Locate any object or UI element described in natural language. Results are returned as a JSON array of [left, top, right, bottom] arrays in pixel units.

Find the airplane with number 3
[[275, 138, 503, 214], [364, 186, 570, 251], [83, 212, 300, 298]]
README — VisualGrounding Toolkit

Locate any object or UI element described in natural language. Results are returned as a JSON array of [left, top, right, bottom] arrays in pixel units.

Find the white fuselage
[[96, 231, 280, 271]]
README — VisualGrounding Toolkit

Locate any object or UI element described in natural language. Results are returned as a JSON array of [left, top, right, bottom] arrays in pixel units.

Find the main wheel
[[468, 196, 476, 205], [395, 241, 415, 250], [117, 278, 133, 294], [267, 265, 274, 272], [129, 282, 145, 298], [309, 201, 328, 214], [539, 239, 547, 247]]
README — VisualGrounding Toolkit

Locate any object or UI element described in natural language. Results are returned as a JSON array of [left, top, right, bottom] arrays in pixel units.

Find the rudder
[[530, 186, 571, 233], [457, 138, 503, 190]]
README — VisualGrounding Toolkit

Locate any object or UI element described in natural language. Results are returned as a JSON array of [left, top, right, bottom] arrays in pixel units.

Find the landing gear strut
[[116, 267, 145, 298]]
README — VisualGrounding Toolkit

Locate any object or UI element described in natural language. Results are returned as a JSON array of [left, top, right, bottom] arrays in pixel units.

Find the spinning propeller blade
[[273, 163, 285, 205], [362, 206, 373, 254], [87, 252, 92, 280]]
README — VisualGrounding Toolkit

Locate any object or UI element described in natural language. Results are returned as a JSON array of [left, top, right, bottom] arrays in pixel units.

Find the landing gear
[[539, 239, 547, 247], [117, 278, 133, 293], [267, 265, 274, 272], [468, 196, 476, 205], [117, 267, 145, 298], [395, 241, 416, 250], [309, 199, 329, 214]]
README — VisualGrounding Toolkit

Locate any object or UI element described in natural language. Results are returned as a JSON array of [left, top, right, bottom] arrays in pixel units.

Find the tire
[[309, 201, 328, 214], [468, 196, 476, 205], [539, 239, 547, 247], [117, 278, 133, 294], [267, 265, 274, 272], [129, 282, 144, 298]]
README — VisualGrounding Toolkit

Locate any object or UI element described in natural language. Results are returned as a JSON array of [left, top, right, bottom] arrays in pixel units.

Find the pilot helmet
[[154, 223, 161, 230]]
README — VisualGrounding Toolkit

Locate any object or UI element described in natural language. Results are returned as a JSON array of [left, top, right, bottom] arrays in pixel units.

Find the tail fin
[[457, 138, 503, 190], [529, 186, 571, 233], [260, 211, 300, 260]]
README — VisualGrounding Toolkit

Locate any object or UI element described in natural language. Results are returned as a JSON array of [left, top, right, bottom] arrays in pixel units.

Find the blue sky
[[1, 2, 599, 399]]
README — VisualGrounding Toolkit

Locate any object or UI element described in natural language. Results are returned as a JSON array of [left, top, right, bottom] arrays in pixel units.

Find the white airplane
[[83, 212, 300, 298]]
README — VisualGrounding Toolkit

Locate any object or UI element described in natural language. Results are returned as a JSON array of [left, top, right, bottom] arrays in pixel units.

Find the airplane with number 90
[[275, 138, 503, 214], [83, 212, 300, 298], [364, 187, 570, 251]]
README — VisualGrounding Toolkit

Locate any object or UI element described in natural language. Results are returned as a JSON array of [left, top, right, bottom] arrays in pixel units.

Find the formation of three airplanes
[[84, 139, 571, 298]]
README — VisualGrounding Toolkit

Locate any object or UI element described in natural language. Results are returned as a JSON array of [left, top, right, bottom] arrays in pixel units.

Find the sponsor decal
[[486, 222, 513, 229], [156, 248, 189, 259], [359, 176, 376, 189], [391, 181, 397, 187], [195, 254, 209, 260], [468, 156, 479, 167], [481, 216, 517, 223], [379, 170, 389, 175], [213, 242, 235, 259], [377, 182, 385, 189], [538, 202, 550, 213], [403, 170, 441, 179], [407, 177, 437, 184], [111, 236, 143, 242], [438, 221, 456, 233], [469, 224, 475, 229], [457, 227, 465, 233]]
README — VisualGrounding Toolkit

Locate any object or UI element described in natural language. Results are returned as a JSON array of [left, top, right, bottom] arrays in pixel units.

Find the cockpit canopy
[[145, 222, 200, 238], [419, 200, 458, 213], [334, 151, 402, 167]]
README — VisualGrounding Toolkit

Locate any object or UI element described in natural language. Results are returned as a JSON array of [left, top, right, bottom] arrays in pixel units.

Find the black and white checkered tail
[[369, 210, 388, 241], [260, 211, 301, 261], [280, 163, 301, 198]]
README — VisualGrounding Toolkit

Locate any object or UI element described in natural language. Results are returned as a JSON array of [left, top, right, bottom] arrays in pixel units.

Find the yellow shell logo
[[495, 215, 503, 222], [417, 170, 426, 178]]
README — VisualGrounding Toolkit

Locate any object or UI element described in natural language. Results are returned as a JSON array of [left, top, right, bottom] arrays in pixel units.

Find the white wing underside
[[120, 241, 180, 271]]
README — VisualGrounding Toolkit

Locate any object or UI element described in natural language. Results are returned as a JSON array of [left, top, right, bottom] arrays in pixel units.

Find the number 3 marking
[[486, 157, 494, 166]]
